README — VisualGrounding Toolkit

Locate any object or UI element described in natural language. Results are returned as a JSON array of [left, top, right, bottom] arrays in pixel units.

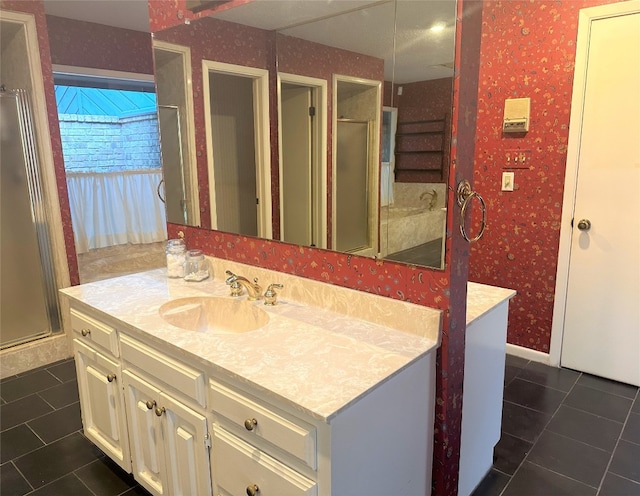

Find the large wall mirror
[[153, 0, 456, 269]]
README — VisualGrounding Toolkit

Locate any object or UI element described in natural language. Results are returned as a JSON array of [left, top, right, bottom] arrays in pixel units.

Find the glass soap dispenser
[[165, 238, 186, 278], [184, 249, 210, 282]]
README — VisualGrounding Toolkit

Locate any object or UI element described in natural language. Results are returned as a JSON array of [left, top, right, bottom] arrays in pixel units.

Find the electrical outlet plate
[[502, 172, 515, 191]]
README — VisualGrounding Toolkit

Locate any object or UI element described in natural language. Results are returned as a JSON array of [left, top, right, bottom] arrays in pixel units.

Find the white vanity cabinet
[[71, 308, 131, 472], [209, 353, 435, 496], [62, 269, 444, 496], [120, 335, 212, 496], [210, 380, 318, 496]]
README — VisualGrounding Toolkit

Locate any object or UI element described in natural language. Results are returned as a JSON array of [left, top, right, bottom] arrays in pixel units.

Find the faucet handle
[[225, 270, 243, 297], [229, 281, 243, 297], [263, 283, 284, 306]]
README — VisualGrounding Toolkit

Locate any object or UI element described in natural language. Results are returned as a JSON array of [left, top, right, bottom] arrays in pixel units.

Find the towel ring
[[457, 180, 486, 243], [157, 179, 166, 204]]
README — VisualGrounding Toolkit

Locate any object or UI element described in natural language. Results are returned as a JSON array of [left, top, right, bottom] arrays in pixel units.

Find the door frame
[[153, 40, 200, 227], [277, 72, 328, 248], [549, 0, 640, 367], [1, 10, 71, 310], [202, 60, 272, 238]]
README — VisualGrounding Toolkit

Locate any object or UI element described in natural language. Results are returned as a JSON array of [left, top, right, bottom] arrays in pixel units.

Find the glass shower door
[[335, 120, 370, 252], [0, 91, 56, 348]]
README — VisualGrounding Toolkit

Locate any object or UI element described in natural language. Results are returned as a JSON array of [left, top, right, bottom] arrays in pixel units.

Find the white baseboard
[[506, 343, 550, 365]]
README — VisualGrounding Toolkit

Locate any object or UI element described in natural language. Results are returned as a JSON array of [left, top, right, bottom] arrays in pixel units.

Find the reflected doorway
[[278, 74, 327, 248], [54, 69, 167, 283], [332, 76, 381, 256], [203, 61, 272, 238]]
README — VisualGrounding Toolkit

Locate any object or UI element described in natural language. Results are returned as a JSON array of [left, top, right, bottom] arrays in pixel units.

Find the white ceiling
[[213, 0, 456, 82], [43, 0, 456, 83], [43, 0, 150, 32]]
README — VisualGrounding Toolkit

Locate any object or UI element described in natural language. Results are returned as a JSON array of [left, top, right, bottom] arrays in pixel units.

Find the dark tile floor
[[2, 356, 638, 495], [0, 358, 149, 496], [473, 355, 640, 496]]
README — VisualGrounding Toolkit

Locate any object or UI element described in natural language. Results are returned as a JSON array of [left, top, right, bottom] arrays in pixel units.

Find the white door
[[559, 3, 640, 386], [281, 85, 313, 246]]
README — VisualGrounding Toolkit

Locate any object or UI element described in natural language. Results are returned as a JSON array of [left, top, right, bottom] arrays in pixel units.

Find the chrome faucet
[[225, 270, 263, 300], [419, 189, 438, 211]]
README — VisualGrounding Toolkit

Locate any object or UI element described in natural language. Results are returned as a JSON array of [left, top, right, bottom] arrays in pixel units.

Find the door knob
[[577, 219, 591, 231]]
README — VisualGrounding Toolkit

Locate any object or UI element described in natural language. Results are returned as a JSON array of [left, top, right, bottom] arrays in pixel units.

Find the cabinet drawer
[[210, 380, 316, 470], [213, 427, 317, 496], [71, 308, 119, 357], [120, 334, 206, 408]]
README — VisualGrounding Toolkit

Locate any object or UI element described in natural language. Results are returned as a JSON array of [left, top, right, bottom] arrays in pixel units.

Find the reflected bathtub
[[380, 205, 447, 257]]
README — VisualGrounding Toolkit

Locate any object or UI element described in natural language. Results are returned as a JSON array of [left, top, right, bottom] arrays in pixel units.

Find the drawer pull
[[246, 484, 260, 496], [146, 400, 156, 410], [106, 374, 116, 383], [155, 406, 166, 417], [81, 328, 91, 337], [244, 418, 258, 431]]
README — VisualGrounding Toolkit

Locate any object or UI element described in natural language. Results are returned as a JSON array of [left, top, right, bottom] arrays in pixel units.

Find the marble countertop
[[61, 269, 441, 422], [467, 282, 516, 325], [61, 267, 514, 422]]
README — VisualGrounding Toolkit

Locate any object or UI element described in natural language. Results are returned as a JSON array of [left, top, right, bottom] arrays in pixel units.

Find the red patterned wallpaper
[[469, 0, 622, 353], [1, 0, 80, 286], [46, 15, 154, 75]]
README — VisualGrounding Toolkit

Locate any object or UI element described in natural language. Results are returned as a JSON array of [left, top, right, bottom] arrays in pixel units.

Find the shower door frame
[[0, 10, 71, 354], [331, 74, 382, 257]]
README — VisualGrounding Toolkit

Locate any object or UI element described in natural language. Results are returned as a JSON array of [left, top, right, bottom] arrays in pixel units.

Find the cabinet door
[[123, 370, 166, 496], [160, 391, 212, 496], [74, 339, 131, 472]]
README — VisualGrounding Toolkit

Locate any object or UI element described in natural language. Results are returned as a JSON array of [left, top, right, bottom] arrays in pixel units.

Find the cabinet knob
[[106, 374, 116, 383], [246, 484, 260, 496], [145, 400, 156, 410], [155, 406, 166, 417], [244, 418, 258, 431], [81, 328, 91, 336]]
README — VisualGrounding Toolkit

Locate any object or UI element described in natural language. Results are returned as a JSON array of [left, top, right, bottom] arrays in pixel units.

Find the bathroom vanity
[[459, 283, 516, 496], [61, 259, 443, 496]]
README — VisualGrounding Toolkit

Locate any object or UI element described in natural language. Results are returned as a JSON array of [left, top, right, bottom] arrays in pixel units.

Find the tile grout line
[[9, 459, 35, 494], [525, 460, 600, 490], [497, 371, 582, 496], [596, 388, 640, 494]]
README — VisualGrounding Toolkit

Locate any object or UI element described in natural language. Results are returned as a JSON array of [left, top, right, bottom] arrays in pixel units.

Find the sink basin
[[158, 297, 269, 333]]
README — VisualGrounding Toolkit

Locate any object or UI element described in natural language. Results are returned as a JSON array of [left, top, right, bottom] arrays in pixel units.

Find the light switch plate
[[501, 172, 515, 191]]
